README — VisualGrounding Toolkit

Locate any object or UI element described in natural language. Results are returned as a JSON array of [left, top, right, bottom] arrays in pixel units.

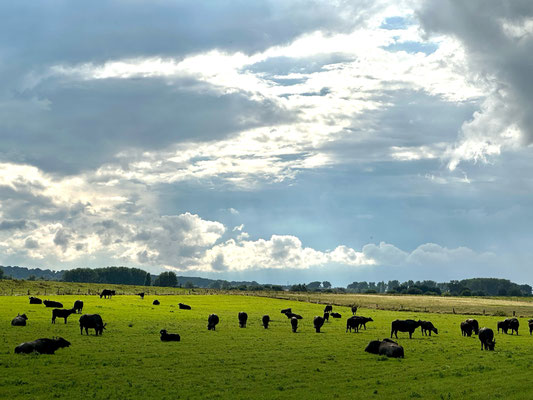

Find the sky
[[1, 0, 532, 286]]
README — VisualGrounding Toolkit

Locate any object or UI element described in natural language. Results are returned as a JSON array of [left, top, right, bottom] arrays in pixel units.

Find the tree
[[184, 281, 195, 289], [154, 271, 178, 287], [322, 281, 331, 289], [28, 274, 36, 281], [306, 281, 322, 291], [0, 269, 3, 279], [144, 273, 151, 286]]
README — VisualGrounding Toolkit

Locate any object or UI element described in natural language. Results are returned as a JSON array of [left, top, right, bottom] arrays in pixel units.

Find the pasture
[[1, 292, 532, 399]]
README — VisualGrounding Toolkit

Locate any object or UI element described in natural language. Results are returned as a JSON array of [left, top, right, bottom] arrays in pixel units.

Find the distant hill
[[0, 265, 63, 280]]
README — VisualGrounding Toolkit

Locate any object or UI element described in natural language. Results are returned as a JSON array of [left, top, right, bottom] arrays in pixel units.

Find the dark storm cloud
[[417, 0, 533, 143]]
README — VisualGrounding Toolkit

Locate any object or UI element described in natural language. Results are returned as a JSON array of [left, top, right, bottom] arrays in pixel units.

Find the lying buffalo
[[420, 321, 438, 336], [79, 314, 106, 335], [15, 337, 70, 354], [314, 316, 325, 333], [29, 297, 42, 304], [208, 314, 219, 331], [262, 315, 270, 329], [291, 316, 298, 333], [391, 319, 422, 339], [44, 300, 63, 308], [11, 314, 28, 326], [479, 327, 495, 351], [238, 312, 248, 328], [179, 303, 191, 310], [461, 321, 473, 337], [160, 329, 180, 342], [365, 338, 404, 358], [330, 312, 342, 319], [153, 300, 160, 305], [465, 319, 479, 335]]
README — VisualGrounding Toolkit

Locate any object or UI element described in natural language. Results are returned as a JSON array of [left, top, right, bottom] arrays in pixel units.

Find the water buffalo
[[479, 327, 495, 350], [291, 316, 298, 333], [160, 329, 180, 342], [73, 300, 83, 314], [11, 314, 28, 326], [365, 338, 404, 358], [281, 308, 292, 314], [153, 300, 160, 305], [357, 316, 373, 330], [79, 314, 106, 335], [314, 316, 325, 333], [351, 305, 358, 315], [465, 319, 479, 335], [323, 312, 329, 322], [324, 305, 333, 313], [137, 292, 145, 299], [262, 315, 270, 329], [420, 321, 438, 336], [529, 319, 533, 335], [99, 289, 115, 299], [285, 312, 303, 319], [497, 320, 509, 334], [330, 312, 342, 318], [29, 297, 42, 304], [179, 303, 192, 310], [346, 316, 373, 333], [391, 319, 422, 339], [461, 321, 473, 337], [238, 312, 248, 328], [15, 337, 71, 354], [208, 314, 219, 331], [52, 308, 77, 324], [44, 300, 63, 308], [506, 318, 519, 335]]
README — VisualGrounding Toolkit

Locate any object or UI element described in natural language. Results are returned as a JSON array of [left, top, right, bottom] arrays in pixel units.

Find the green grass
[[1, 290, 532, 399]]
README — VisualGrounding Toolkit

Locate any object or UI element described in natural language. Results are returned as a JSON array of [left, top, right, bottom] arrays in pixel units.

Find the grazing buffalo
[[52, 308, 77, 324], [330, 312, 342, 319], [529, 319, 533, 335], [497, 320, 508, 334], [391, 319, 422, 339], [346, 316, 373, 333], [465, 319, 479, 335], [505, 318, 519, 335], [160, 329, 180, 342], [365, 338, 404, 358], [291, 316, 298, 333], [153, 300, 160, 305], [29, 297, 42, 304], [137, 292, 145, 299], [73, 300, 84, 314], [281, 308, 292, 314], [323, 312, 329, 322], [262, 315, 270, 329], [461, 321, 473, 337], [178, 303, 192, 310], [351, 306, 358, 315], [44, 300, 63, 308], [11, 314, 28, 326], [324, 305, 333, 313], [79, 314, 106, 335], [314, 316, 325, 333], [100, 289, 115, 299], [420, 321, 438, 336], [285, 313, 303, 319], [238, 312, 248, 328], [15, 337, 71, 355], [479, 327, 495, 351], [208, 314, 219, 331]]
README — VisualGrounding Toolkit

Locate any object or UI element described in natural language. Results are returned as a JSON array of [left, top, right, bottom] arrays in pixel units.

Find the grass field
[[1, 289, 533, 399]]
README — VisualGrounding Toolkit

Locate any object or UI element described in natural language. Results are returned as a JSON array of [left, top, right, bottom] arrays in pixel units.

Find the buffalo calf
[[11, 314, 28, 326]]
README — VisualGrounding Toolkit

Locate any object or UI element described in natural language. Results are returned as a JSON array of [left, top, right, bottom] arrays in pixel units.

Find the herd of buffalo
[[10, 292, 533, 357]]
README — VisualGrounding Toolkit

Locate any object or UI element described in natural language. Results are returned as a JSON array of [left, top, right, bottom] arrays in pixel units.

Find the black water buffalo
[[15, 337, 71, 355], [262, 315, 270, 329], [291, 316, 298, 333], [79, 314, 106, 335], [324, 305, 333, 313], [11, 314, 28, 326], [73, 300, 84, 314], [465, 319, 479, 335], [238, 312, 248, 328], [391, 319, 422, 339], [351, 305, 358, 315], [497, 320, 509, 334], [314, 316, 325, 333], [153, 300, 160, 305], [281, 308, 292, 314], [52, 308, 77, 324], [44, 300, 63, 308], [208, 314, 219, 331], [505, 318, 519, 335], [323, 312, 329, 322], [29, 297, 42, 304], [179, 303, 191, 310], [346, 316, 373, 333], [365, 338, 404, 358], [461, 321, 473, 337], [330, 312, 342, 319], [137, 292, 145, 299], [160, 329, 180, 342], [420, 321, 438, 336], [529, 319, 533, 335], [357, 316, 373, 330], [285, 312, 303, 319], [100, 289, 115, 299], [479, 327, 495, 350]]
